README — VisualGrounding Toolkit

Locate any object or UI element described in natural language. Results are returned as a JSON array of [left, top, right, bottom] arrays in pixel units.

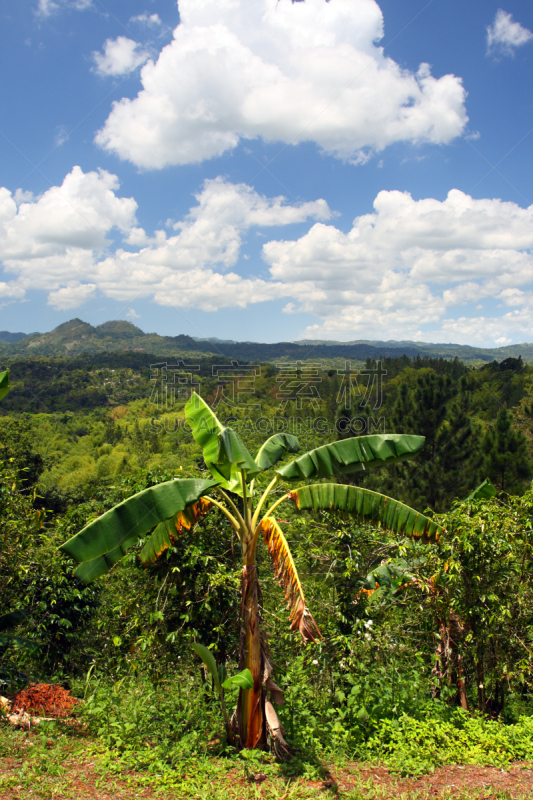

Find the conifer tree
[[482, 406, 532, 493], [358, 372, 483, 511]]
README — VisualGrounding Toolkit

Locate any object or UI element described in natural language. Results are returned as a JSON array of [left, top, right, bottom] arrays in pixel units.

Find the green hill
[[1, 318, 533, 364]]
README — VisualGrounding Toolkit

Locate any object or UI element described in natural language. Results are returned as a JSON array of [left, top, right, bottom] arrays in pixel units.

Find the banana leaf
[[140, 498, 212, 565], [255, 433, 300, 471], [192, 642, 221, 690], [277, 434, 425, 480], [185, 392, 259, 493], [192, 643, 252, 692], [60, 478, 218, 566], [222, 669, 253, 691], [0, 609, 26, 630], [465, 477, 497, 502], [0, 634, 40, 651], [217, 428, 261, 482], [289, 483, 443, 540], [0, 369, 9, 402], [73, 534, 140, 584]]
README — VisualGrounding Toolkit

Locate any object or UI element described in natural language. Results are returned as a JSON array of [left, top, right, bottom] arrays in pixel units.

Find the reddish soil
[[1, 755, 533, 799], [11, 684, 78, 718], [337, 762, 533, 797]]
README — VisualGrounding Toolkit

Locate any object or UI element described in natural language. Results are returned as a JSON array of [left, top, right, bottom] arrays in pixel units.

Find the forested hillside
[[2, 351, 533, 789], [1, 351, 531, 510]]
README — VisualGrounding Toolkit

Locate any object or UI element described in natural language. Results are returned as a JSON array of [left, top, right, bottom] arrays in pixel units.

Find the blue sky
[[1, 0, 532, 345]]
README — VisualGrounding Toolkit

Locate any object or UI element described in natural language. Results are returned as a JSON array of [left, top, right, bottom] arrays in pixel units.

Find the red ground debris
[[11, 683, 78, 718]]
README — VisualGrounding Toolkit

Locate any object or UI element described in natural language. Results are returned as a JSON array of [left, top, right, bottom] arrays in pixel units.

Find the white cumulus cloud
[[0, 166, 137, 307], [0, 173, 329, 313], [92, 37, 149, 77], [95, 0, 467, 169], [487, 9, 533, 57], [47, 284, 97, 310], [262, 188, 533, 343], [92, 177, 331, 311], [3, 170, 533, 346]]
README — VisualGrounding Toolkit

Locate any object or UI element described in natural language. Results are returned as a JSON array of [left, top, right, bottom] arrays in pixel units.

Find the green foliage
[[80, 670, 215, 757], [365, 712, 533, 775], [0, 417, 44, 485], [360, 371, 484, 511], [0, 462, 98, 683], [430, 491, 533, 713]]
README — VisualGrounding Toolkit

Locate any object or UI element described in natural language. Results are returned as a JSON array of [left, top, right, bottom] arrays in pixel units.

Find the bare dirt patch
[[336, 762, 533, 797]]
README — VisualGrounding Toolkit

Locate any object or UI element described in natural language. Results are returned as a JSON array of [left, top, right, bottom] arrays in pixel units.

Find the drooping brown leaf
[[265, 699, 290, 757], [260, 517, 321, 643]]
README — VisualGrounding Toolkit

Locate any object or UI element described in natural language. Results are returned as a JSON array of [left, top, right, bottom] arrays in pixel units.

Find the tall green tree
[[482, 406, 532, 493], [60, 391, 442, 750], [364, 372, 483, 511]]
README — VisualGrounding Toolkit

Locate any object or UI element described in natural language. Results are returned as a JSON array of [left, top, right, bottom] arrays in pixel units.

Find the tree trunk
[[476, 644, 486, 713], [236, 564, 266, 749], [449, 615, 468, 710], [431, 618, 448, 698]]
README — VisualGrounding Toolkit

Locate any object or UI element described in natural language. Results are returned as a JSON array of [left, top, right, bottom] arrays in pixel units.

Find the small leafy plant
[[192, 642, 252, 745]]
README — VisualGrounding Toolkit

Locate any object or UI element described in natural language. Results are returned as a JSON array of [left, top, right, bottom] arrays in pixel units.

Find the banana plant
[[192, 642, 252, 745], [60, 391, 443, 750], [0, 369, 9, 402]]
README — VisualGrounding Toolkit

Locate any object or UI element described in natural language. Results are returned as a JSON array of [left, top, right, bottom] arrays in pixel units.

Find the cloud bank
[[2, 169, 533, 345], [0, 169, 329, 311], [94, 0, 468, 168], [263, 189, 533, 343]]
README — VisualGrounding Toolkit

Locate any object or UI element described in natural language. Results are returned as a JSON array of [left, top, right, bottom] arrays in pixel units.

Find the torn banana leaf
[[289, 483, 443, 541]]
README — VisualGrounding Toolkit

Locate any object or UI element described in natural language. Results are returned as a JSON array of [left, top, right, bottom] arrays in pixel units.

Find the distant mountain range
[[0, 331, 35, 343], [1, 318, 533, 364]]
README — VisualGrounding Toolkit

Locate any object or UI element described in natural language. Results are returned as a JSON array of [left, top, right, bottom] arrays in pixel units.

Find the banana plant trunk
[[236, 559, 267, 749]]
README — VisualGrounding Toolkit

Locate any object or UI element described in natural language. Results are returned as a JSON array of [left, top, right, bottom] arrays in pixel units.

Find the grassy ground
[[1, 723, 533, 800]]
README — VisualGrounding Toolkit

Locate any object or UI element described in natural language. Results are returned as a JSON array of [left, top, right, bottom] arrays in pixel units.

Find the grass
[[1, 722, 533, 800]]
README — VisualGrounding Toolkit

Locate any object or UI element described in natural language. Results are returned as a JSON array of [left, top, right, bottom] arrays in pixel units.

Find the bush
[[364, 711, 533, 775]]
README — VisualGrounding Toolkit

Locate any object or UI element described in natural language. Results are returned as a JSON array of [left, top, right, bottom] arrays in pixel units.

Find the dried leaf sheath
[[140, 498, 212, 565], [260, 517, 321, 643]]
